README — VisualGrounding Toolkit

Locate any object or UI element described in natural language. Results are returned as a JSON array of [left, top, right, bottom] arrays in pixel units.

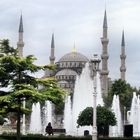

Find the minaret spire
[[49, 33, 55, 64], [19, 14, 23, 32], [103, 10, 108, 38], [121, 30, 125, 46], [17, 14, 24, 57], [103, 10, 107, 28], [120, 30, 126, 80], [101, 9, 109, 96]]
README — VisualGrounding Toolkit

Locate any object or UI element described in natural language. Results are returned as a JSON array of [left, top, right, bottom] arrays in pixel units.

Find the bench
[[53, 128, 66, 134]]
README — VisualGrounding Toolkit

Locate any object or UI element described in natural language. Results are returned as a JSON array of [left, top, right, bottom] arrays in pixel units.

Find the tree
[[77, 106, 116, 136], [104, 79, 135, 109], [0, 115, 4, 125], [0, 39, 65, 140]]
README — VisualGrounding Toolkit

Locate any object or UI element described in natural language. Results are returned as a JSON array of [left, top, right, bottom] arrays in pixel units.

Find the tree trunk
[[17, 71, 21, 140], [17, 98, 21, 140]]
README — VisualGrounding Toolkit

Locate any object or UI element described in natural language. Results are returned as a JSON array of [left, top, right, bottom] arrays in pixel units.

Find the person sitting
[[45, 122, 53, 135]]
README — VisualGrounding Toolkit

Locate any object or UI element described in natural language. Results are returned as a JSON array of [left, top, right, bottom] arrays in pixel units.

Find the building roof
[[55, 69, 77, 76], [58, 52, 88, 62]]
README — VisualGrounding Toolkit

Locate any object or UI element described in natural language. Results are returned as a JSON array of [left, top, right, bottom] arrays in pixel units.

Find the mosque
[[17, 10, 126, 128], [17, 10, 126, 97], [44, 10, 126, 97]]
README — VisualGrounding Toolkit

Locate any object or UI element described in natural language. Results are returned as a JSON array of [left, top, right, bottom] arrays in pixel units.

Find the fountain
[[29, 62, 140, 137], [64, 95, 72, 135], [130, 92, 138, 136], [138, 95, 140, 136], [29, 102, 42, 133], [128, 92, 140, 136], [109, 95, 123, 137], [28, 62, 104, 135], [43, 101, 53, 131], [96, 72, 104, 106], [71, 63, 93, 135], [64, 63, 104, 135]]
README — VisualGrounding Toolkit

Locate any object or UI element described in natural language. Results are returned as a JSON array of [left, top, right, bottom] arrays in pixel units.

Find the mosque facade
[[43, 10, 126, 97], [17, 10, 126, 97]]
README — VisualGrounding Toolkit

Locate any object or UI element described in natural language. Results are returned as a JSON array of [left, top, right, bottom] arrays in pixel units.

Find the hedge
[[1, 135, 140, 140]]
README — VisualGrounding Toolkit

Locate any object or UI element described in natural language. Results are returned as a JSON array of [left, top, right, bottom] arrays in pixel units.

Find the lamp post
[[90, 54, 101, 140]]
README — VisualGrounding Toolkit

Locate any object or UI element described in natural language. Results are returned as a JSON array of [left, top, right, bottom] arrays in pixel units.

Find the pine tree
[[0, 39, 65, 140]]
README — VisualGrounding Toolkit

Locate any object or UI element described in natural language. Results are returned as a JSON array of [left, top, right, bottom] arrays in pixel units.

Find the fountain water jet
[[129, 92, 140, 136], [29, 102, 42, 133], [29, 63, 104, 135], [63, 63, 103, 135], [71, 63, 93, 135], [109, 95, 123, 137], [64, 95, 72, 135], [96, 72, 104, 106], [44, 101, 52, 125]]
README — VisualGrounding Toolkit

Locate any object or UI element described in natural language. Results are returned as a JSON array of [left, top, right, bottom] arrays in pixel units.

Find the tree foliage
[[0, 39, 65, 140], [0, 115, 4, 125], [77, 106, 116, 127], [104, 79, 135, 109]]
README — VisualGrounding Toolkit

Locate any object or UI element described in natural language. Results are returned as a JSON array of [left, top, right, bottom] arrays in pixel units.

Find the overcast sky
[[0, 0, 140, 88]]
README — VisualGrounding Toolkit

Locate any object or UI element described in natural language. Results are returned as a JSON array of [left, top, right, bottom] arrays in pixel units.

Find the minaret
[[44, 34, 56, 77], [49, 33, 55, 64], [17, 14, 24, 57], [120, 30, 126, 80], [101, 10, 109, 95]]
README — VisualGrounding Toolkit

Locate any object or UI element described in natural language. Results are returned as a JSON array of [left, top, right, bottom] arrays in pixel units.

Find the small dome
[[55, 69, 77, 76], [59, 52, 88, 62], [58, 81, 68, 84]]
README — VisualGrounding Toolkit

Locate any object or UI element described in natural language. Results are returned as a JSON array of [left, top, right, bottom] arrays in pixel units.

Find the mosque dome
[[55, 69, 77, 76], [55, 69, 77, 81], [58, 52, 89, 62]]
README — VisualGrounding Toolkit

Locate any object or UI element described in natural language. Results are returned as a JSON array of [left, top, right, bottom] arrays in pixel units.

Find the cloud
[[0, 0, 140, 87]]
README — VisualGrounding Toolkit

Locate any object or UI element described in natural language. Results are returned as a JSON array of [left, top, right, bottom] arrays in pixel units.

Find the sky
[[0, 0, 140, 88]]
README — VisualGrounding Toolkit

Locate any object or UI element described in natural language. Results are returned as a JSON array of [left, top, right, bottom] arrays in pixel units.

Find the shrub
[[0, 115, 4, 125]]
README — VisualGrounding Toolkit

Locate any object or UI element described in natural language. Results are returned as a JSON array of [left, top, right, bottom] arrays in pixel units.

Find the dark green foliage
[[77, 106, 116, 127], [0, 134, 92, 140], [97, 106, 116, 127], [77, 107, 93, 126], [54, 101, 64, 115], [0, 115, 4, 125], [1, 134, 140, 140], [0, 39, 65, 140], [104, 79, 135, 109], [77, 106, 116, 136]]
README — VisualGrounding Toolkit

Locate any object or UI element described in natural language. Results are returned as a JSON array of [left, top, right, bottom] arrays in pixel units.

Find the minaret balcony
[[49, 56, 55, 61], [101, 38, 109, 44], [101, 54, 109, 59], [120, 67, 126, 72], [120, 55, 126, 59], [17, 42, 24, 45], [101, 70, 109, 75]]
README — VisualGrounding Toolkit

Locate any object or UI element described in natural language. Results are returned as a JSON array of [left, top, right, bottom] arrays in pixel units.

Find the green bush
[[0, 115, 4, 125], [1, 135, 140, 140], [0, 135, 91, 140]]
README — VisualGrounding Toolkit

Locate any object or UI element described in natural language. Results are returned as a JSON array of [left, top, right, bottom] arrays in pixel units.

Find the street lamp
[[90, 54, 101, 140]]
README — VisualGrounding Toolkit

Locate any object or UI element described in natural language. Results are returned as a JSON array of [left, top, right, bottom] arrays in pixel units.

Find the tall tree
[[0, 39, 65, 140], [104, 79, 135, 109]]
